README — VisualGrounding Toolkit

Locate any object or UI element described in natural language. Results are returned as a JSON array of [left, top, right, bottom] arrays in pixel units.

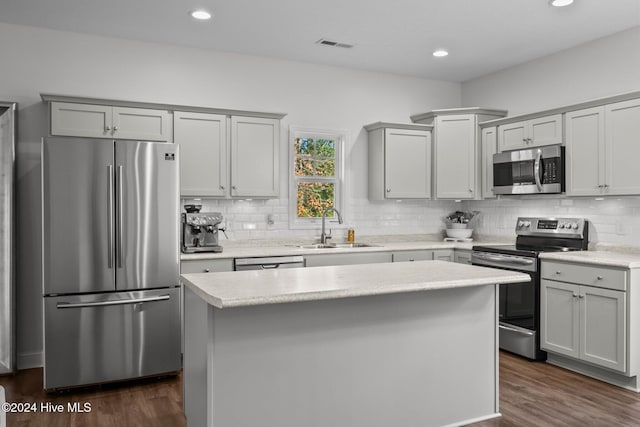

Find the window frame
[[289, 126, 345, 229]]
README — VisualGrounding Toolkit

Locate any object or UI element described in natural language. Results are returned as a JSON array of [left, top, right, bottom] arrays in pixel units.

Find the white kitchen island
[[181, 260, 529, 427]]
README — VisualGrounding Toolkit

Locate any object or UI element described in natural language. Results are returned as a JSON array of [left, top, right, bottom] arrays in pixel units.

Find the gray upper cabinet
[[51, 101, 172, 142], [230, 116, 279, 198], [565, 106, 604, 196], [176, 114, 280, 199], [481, 126, 497, 199], [604, 99, 640, 195], [366, 123, 432, 200], [411, 108, 506, 200], [497, 114, 562, 152], [566, 98, 640, 196], [434, 114, 477, 199], [174, 112, 227, 197]]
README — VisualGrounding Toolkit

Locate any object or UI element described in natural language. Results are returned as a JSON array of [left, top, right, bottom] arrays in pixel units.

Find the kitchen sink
[[293, 243, 380, 249]]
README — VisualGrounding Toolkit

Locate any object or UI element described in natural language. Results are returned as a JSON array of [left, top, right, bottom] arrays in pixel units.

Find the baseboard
[[547, 353, 640, 392], [442, 412, 501, 427], [17, 351, 42, 370]]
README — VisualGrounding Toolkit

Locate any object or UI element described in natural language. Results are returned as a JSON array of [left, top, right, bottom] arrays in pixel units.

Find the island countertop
[[180, 260, 530, 308]]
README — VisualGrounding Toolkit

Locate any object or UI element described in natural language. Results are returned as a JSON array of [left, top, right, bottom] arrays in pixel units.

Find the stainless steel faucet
[[320, 207, 343, 244]]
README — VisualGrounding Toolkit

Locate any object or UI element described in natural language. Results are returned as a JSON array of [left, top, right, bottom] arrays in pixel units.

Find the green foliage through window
[[294, 137, 338, 218]]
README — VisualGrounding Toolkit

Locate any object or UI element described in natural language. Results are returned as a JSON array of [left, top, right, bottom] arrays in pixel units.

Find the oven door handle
[[534, 149, 543, 192], [473, 253, 534, 265], [499, 323, 535, 337]]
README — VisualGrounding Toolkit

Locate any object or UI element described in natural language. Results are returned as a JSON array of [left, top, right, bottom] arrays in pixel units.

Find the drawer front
[[541, 261, 627, 291], [392, 250, 433, 262], [181, 259, 234, 274]]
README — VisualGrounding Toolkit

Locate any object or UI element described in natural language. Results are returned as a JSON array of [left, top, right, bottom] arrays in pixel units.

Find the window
[[289, 127, 344, 227]]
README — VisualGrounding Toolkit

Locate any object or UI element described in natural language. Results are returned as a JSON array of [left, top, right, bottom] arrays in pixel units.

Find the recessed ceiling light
[[433, 50, 449, 58], [190, 9, 212, 20], [549, 0, 574, 7]]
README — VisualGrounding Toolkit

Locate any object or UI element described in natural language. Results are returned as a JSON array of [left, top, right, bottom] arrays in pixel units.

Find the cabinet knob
[[220, 185, 225, 190], [409, 259, 415, 262], [597, 276, 603, 280], [572, 293, 579, 298], [232, 185, 237, 190], [578, 295, 585, 299], [556, 271, 561, 275], [105, 126, 112, 131], [468, 189, 473, 193], [113, 126, 119, 131], [386, 188, 391, 192], [204, 268, 210, 273]]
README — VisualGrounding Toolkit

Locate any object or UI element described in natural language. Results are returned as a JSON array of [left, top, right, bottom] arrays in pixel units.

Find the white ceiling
[[1, 0, 639, 82]]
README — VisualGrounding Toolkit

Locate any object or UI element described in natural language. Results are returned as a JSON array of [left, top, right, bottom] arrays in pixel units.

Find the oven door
[[471, 251, 545, 360]]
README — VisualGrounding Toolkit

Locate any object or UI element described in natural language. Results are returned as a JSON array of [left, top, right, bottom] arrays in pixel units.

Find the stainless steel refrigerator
[[42, 136, 181, 390], [0, 102, 16, 376]]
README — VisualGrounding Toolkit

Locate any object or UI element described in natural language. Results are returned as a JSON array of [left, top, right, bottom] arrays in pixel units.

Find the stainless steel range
[[472, 217, 589, 360]]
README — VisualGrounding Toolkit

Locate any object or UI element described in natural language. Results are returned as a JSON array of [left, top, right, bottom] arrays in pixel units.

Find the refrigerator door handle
[[107, 165, 114, 269], [117, 165, 124, 269], [56, 294, 171, 309]]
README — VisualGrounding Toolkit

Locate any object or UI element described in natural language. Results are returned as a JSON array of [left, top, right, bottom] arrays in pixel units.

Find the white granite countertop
[[539, 251, 640, 269], [181, 260, 530, 308], [180, 238, 502, 261]]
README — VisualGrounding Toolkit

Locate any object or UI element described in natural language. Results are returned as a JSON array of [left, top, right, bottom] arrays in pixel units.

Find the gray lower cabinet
[[392, 250, 433, 262], [181, 259, 234, 274], [433, 249, 454, 262], [454, 249, 472, 265], [541, 260, 628, 373], [305, 252, 392, 267]]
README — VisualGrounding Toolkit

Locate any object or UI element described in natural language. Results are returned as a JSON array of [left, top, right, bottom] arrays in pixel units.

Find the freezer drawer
[[44, 288, 181, 390]]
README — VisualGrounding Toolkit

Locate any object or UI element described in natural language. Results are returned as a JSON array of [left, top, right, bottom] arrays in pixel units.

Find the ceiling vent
[[316, 39, 354, 49]]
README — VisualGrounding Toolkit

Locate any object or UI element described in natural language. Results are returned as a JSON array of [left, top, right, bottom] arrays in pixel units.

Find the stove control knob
[[559, 223, 566, 229], [524, 221, 531, 228], [571, 223, 579, 229], [518, 221, 525, 228]]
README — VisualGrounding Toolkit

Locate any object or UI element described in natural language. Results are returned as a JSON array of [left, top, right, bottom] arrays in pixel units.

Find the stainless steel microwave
[[493, 145, 564, 195]]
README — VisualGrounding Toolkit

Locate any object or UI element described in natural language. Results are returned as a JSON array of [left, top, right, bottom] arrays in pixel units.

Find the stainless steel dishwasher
[[234, 255, 305, 271]]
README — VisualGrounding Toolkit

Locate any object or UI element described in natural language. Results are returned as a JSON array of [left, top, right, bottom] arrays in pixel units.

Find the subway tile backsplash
[[465, 197, 640, 248], [182, 196, 640, 249]]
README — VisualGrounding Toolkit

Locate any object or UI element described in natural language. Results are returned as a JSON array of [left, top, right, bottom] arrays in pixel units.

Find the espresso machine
[[181, 205, 226, 253]]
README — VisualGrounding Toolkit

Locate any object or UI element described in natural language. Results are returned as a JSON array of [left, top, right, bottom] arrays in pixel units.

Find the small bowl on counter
[[445, 228, 473, 239]]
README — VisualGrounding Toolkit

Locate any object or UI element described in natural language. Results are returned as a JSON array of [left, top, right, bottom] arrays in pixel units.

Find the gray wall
[[462, 27, 640, 114]]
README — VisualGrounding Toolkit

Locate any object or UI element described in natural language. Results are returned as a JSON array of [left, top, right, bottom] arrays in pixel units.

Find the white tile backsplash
[[182, 196, 640, 249], [464, 196, 640, 248]]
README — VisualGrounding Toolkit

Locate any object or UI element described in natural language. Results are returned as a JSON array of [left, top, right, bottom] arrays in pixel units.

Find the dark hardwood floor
[[0, 370, 185, 427], [2, 351, 640, 426]]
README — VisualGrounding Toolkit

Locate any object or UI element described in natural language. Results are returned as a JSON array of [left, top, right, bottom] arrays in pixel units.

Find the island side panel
[[183, 286, 209, 427], [204, 285, 498, 427]]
